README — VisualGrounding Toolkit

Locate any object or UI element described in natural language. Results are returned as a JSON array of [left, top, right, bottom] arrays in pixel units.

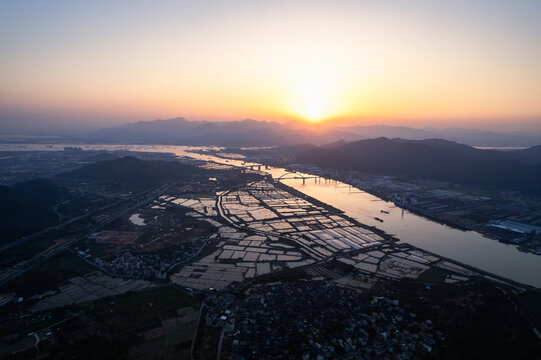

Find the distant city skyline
[[1, 0, 540, 133]]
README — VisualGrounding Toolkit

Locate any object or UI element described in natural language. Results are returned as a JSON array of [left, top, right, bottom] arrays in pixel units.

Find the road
[[0, 188, 161, 252], [0, 182, 173, 286]]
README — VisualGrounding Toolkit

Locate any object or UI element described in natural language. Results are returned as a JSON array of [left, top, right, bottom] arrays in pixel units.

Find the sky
[[0, 0, 540, 133]]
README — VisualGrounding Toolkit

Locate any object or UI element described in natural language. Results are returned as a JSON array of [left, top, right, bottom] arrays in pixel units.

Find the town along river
[[277, 175, 541, 288], [2, 143, 541, 288]]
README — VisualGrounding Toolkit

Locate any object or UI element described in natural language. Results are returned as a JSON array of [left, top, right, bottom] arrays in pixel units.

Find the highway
[[0, 188, 161, 252], [0, 182, 173, 286]]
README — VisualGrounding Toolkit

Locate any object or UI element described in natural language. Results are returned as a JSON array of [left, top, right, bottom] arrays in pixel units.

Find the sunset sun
[[286, 66, 342, 123], [305, 101, 324, 122], [298, 82, 327, 122]]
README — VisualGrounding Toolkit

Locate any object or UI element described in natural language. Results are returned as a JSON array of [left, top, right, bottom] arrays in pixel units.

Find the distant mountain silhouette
[[84, 118, 541, 147], [87, 118, 358, 147], [295, 138, 541, 195], [343, 125, 541, 147], [57, 156, 200, 192], [321, 139, 350, 149]]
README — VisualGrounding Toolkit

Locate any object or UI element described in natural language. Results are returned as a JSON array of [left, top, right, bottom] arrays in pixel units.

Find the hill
[[57, 156, 200, 192], [510, 145, 541, 165], [0, 185, 59, 243], [13, 178, 73, 205], [296, 138, 541, 195], [0, 179, 75, 243], [343, 125, 541, 148]]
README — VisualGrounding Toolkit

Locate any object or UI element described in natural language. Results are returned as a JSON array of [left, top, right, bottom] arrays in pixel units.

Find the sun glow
[[305, 101, 324, 122], [296, 80, 327, 122], [1, 1, 539, 130], [283, 61, 348, 123]]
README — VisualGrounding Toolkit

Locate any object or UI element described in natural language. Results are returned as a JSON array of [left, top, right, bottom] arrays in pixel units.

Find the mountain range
[[85, 118, 359, 147], [290, 138, 541, 195], [80, 117, 541, 148]]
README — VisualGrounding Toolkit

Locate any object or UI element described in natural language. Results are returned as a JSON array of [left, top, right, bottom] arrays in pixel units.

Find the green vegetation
[[0, 236, 59, 269], [13, 178, 72, 205], [193, 307, 221, 360], [107, 286, 196, 313], [515, 290, 541, 331], [0, 251, 94, 297], [0, 185, 58, 243], [416, 267, 452, 283], [371, 279, 541, 359], [251, 268, 309, 284], [298, 138, 541, 195], [57, 193, 114, 217], [1, 285, 199, 359]]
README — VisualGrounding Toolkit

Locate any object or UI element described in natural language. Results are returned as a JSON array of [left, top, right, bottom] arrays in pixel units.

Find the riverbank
[[342, 179, 539, 254], [273, 178, 534, 291], [277, 162, 540, 256], [274, 179, 400, 241]]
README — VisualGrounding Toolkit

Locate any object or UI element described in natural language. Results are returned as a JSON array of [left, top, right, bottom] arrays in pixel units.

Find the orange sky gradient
[[1, 1, 540, 132]]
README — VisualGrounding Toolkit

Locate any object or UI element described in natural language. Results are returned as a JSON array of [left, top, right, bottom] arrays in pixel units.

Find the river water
[[2, 143, 541, 287], [280, 177, 541, 288]]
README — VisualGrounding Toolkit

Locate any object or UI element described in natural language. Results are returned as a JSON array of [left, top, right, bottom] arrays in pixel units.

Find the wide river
[[3, 143, 541, 287]]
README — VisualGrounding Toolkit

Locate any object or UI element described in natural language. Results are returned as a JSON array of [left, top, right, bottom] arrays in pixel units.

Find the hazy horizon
[[2, 115, 541, 137], [1, 0, 540, 135]]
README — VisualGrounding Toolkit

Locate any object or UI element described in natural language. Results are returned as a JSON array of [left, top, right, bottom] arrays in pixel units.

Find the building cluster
[[223, 281, 441, 359], [91, 236, 206, 278], [288, 164, 541, 255], [203, 295, 236, 329]]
